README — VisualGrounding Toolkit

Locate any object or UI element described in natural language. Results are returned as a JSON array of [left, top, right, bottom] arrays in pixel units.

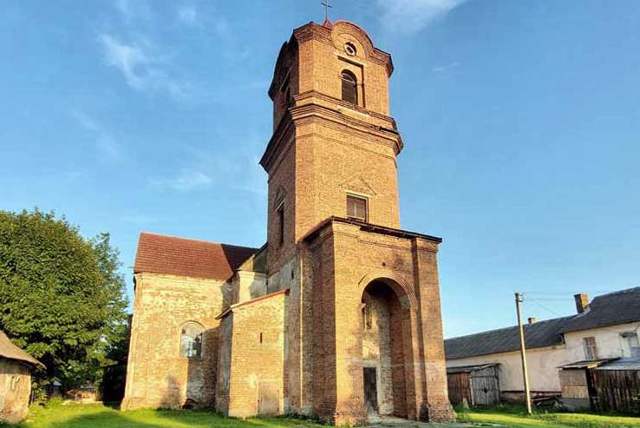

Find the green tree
[[0, 209, 128, 392]]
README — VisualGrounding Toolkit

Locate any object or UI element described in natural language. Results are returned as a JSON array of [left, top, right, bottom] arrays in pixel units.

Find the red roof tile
[[134, 232, 258, 280]]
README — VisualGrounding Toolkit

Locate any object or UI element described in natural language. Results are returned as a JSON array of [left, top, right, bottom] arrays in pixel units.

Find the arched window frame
[[179, 321, 204, 359], [341, 70, 358, 105]]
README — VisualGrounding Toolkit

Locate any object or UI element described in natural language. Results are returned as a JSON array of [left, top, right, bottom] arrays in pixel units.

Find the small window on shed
[[180, 322, 204, 359], [341, 70, 358, 105]]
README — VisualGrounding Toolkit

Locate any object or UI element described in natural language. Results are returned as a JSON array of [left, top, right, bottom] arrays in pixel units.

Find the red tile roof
[[134, 232, 258, 280]]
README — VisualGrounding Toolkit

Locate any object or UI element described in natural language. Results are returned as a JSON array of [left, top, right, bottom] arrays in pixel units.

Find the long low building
[[445, 287, 640, 403]]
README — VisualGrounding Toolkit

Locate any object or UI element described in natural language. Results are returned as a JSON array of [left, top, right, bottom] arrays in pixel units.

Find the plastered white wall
[[447, 322, 640, 393]]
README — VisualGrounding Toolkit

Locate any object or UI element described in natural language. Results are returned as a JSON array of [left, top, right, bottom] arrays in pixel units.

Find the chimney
[[528, 317, 537, 325], [574, 293, 589, 314]]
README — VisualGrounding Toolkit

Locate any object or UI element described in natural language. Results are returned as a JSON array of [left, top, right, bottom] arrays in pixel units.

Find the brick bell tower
[[261, 20, 454, 424], [261, 20, 402, 273]]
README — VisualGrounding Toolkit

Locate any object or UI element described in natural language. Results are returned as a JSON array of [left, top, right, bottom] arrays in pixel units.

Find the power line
[[528, 300, 564, 317]]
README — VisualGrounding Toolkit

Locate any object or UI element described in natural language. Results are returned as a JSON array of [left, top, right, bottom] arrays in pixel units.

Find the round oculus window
[[344, 42, 357, 56]]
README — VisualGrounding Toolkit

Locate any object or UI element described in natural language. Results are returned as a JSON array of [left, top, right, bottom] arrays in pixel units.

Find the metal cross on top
[[321, 0, 333, 22]]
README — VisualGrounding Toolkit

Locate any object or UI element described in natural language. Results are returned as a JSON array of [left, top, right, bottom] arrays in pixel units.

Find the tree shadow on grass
[[148, 409, 242, 428], [19, 407, 332, 428], [46, 411, 167, 428], [146, 410, 328, 428]]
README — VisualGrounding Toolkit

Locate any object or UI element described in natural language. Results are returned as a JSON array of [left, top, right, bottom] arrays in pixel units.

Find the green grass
[[4, 402, 640, 428], [456, 405, 640, 428], [1, 402, 328, 428]]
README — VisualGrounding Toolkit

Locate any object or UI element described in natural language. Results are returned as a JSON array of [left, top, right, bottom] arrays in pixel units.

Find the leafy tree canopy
[[0, 209, 128, 390]]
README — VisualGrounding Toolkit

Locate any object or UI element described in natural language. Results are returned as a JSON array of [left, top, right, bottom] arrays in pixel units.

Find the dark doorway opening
[[364, 367, 378, 413], [361, 279, 409, 418]]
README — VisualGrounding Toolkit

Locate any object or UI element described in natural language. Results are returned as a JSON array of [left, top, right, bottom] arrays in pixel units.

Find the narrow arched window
[[341, 70, 358, 105], [180, 322, 204, 359]]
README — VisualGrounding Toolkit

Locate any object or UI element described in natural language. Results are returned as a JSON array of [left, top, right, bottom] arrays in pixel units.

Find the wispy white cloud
[[148, 138, 267, 196], [72, 110, 123, 161], [99, 33, 189, 98], [115, 0, 151, 22], [432, 61, 460, 73], [115, 0, 132, 19], [177, 4, 198, 26], [150, 170, 213, 192], [182, 141, 267, 196], [377, 0, 467, 34]]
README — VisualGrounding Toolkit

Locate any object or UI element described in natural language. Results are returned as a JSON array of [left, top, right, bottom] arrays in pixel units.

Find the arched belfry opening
[[361, 279, 410, 419]]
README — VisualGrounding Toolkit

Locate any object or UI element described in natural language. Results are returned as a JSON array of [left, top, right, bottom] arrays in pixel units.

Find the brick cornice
[[296, 90, 398, 124], [260, 117, 295, 172], [302, 216, 442, 245], [260, 98, 403, 172]]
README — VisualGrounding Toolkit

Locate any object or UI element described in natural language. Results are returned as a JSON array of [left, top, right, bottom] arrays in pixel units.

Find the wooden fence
[[591, 369, 640, 414]]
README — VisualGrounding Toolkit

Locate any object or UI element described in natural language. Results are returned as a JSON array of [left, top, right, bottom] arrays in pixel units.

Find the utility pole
[[515, 292, 532, 415]]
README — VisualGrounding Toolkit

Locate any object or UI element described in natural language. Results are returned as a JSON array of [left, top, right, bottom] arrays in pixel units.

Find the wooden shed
[[559, 358, 640, 414], [591, 358, 640, 414], [558, 359, 613, 411], [447, 363, 500, 407], [0, 331, 44, 424]]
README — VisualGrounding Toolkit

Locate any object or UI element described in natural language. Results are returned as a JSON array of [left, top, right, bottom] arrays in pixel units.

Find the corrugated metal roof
[[596, 358, 640, 371], [0, 331, 44, 369], [134, 232, 259, 281], [447, 363, 499, 374], [558, 358, 618, 369]]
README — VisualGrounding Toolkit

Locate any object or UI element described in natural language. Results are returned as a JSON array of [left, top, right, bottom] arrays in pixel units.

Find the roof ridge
[[592, 286, 640, 300], [139, 231, 259, 251], [445, 315, 574, 342]]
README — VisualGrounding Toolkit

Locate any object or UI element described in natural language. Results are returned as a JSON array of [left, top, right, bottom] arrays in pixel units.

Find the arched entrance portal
[[361, 279, 410, 419]]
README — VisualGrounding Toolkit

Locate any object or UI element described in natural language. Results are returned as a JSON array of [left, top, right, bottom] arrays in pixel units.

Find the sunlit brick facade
[[123, 20, 454, 424]]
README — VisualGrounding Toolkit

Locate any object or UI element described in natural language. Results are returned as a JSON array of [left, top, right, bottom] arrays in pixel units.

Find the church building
[[122, 19, 454, 424]]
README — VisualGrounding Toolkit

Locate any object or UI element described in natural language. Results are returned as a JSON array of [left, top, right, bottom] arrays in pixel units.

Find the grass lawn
[[4, 402, 640, 428], [1, 402, 328, 428], [456, 406, 640, 428]]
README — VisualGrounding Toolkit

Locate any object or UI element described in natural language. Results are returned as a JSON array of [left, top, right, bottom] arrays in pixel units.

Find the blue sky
[[2, 0, 639, 338]]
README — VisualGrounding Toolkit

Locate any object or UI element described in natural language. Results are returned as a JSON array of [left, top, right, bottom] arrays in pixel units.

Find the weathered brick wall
[[411, 238, 453, 421], [294, 120, 401, 238], [215, 314, 233, 414], [265, 21, 401, 276], [235, 271, 268, 303], [296, 22, 391, 116], [265, 131, 298, 274], [307, 228, 339, 420], [362, 287, 394, 415], [265, 256, 306, 415], [122, 273, 225, 410], [216, 291, 287, 418], [0, 359, 32, 424], [301, 221, 454, 424]]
